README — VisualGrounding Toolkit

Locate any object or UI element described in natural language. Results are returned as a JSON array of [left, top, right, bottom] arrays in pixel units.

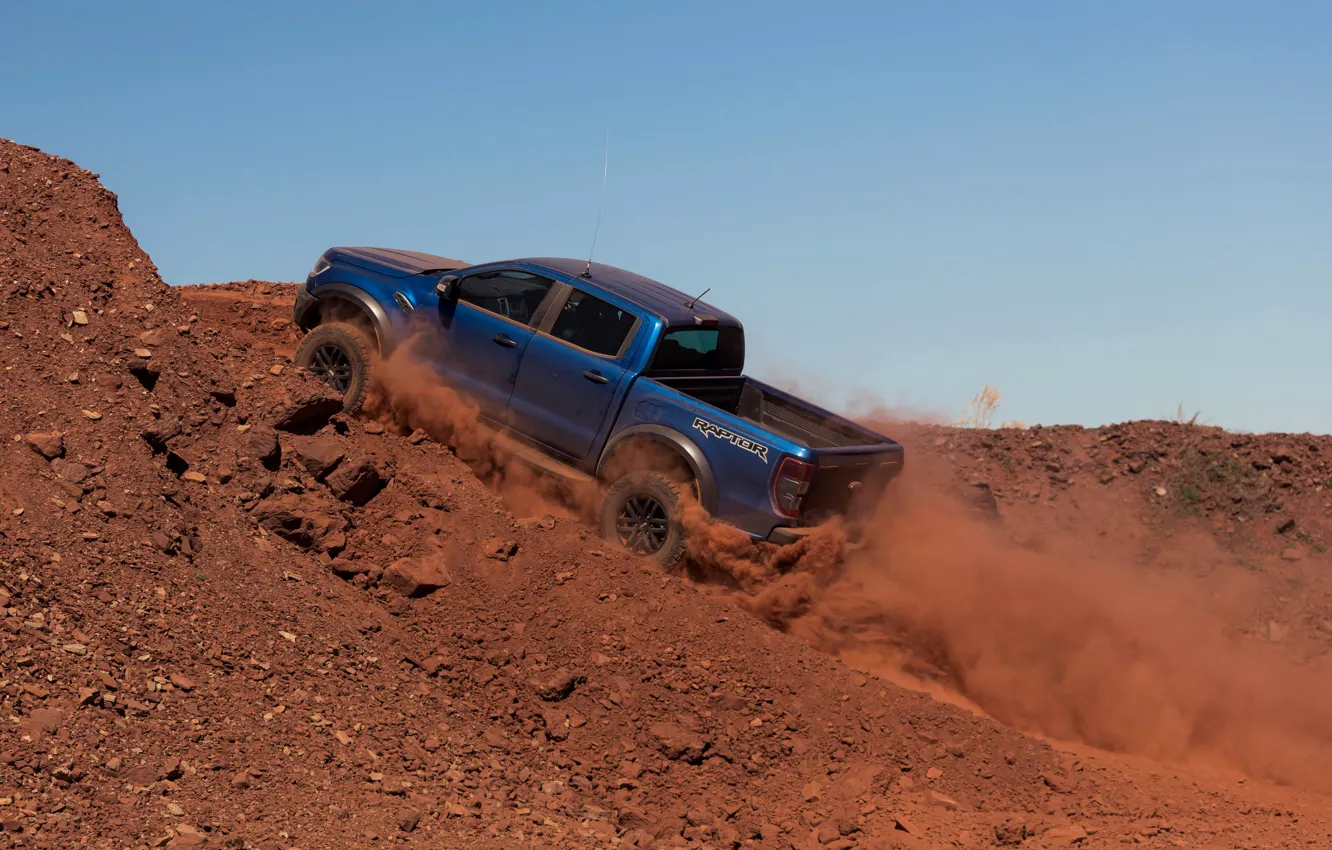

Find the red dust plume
[[689, 455, 1332, 791]]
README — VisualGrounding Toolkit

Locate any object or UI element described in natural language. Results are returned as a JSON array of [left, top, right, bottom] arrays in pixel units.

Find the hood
[[328, 246, 468, 279]]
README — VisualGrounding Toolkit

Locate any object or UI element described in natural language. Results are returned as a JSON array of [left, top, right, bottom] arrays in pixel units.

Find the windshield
[[649, 326, 744, 373]]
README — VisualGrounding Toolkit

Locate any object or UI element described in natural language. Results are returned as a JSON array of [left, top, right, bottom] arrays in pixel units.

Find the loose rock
[[140, 416, 183, 451], [650, 722, 709, 764], [532, 668, 579, 702], [24, 431, 64, 459], [324, 457, 386, 506], [483, 536, 519, 561], [293, 435, 345, 480], [383, 554, 450, 597], [51, 458, 89, 484], [249, 426, 281, 469], [271, 373, 344, 432]]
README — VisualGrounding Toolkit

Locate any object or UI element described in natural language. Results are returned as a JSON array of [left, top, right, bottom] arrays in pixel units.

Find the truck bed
[[653, 375, 881, 450]]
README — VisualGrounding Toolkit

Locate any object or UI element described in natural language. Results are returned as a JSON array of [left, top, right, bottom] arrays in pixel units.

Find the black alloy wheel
[[598, 471, 687, 569], [310, 344, 354, 393], [616, 494, 670, 554]]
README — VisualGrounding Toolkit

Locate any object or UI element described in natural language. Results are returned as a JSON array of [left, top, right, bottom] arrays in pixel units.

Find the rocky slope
[[3, 137, 1331, 849]]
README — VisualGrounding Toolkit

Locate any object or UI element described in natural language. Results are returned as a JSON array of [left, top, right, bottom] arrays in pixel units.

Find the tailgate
[[801, 444, 905, 521]]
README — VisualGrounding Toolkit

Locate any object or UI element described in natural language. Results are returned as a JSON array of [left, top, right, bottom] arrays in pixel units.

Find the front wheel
[[293, 322, 377, 414], [598, 472, 687, 569]]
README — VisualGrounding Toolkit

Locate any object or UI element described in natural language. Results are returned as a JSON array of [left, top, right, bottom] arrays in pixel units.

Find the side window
[[458, 270, 554, 326], [549, 289, 637, 357]]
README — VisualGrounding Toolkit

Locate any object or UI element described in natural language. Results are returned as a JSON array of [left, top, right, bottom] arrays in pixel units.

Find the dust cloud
[[362, 336, 595, 519], [690, 451, 1332, 791], [364, 338, 1332, 790]]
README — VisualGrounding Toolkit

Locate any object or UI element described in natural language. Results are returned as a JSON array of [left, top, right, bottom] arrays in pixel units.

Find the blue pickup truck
[[293, 247, 903, 566]]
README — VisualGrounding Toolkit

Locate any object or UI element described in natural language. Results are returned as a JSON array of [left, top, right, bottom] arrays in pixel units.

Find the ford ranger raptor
[[293, 247, 904, 567]]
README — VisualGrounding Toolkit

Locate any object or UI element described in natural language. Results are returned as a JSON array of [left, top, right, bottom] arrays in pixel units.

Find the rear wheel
[[599, 471, 686, 569], [294, 322, 377, 414]]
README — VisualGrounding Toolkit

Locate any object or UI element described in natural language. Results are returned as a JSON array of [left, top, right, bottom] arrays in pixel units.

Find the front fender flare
[[300, 282, 397, 353], [596, 424, 718, 515]]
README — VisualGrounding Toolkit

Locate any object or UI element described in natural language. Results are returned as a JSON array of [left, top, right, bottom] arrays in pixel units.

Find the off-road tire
[[599, 471, 687, 570], [294, 321, 377, 415]]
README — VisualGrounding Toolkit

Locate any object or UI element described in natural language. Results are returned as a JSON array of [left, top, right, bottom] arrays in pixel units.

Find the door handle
[[582, 370, 610, 385], [492, 334, 518, 348]]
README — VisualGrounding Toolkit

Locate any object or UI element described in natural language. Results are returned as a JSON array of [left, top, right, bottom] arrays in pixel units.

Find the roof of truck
[[327, 247, 738, 328], [520, 258, 740, 329]]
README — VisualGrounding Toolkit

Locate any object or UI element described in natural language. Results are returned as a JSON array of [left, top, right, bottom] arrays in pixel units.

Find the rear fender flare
[[596, 424, 718, 514], [301, 282, 395, 353]]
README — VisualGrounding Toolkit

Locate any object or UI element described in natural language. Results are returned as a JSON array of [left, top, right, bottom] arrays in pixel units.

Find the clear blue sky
[[4, 2, 1329, 433]]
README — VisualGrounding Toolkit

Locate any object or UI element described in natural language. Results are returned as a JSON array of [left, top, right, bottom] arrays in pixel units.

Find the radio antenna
[[685, 287, 711, 309], [582, 130, 609, 278]]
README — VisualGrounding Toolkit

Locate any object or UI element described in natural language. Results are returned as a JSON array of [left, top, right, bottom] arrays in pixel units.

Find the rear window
[[650, 326, 745, 373]]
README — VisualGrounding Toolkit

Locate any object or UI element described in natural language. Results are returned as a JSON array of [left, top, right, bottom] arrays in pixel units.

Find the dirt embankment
[[4, 137, 1331, 849], [226, 285, 1332, 794], [185, 288, 1332, 847]]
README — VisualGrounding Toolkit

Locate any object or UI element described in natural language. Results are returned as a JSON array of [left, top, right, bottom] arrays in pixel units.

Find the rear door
[[428, 269, 557, 419], [508, 286, 641, 460]]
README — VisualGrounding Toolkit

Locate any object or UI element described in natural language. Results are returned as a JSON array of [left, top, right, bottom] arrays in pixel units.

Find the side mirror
[[435, 275, 460, 302]]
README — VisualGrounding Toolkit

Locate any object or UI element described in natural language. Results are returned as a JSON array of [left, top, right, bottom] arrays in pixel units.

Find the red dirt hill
[[4, 138, 1331, 849]]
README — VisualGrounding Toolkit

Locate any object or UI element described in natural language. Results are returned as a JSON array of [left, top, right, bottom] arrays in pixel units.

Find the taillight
[[772, 457, 815, 518]]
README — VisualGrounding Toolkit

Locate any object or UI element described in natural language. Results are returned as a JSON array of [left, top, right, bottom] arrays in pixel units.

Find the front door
[[509, 287, 640, 459], [427, 269, 556, 419]]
